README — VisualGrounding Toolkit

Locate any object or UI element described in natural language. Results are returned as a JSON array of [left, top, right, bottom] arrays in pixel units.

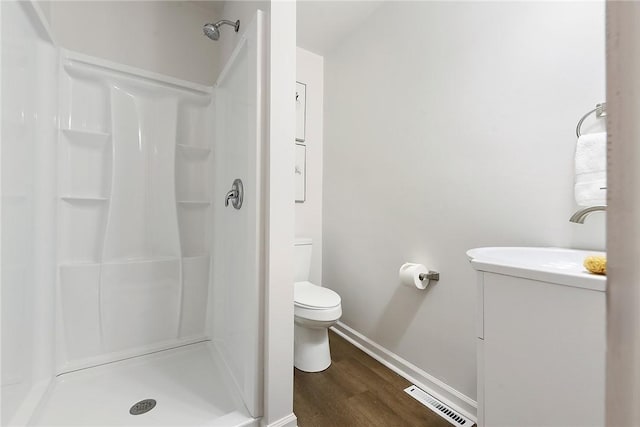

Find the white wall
[[263, 2, 297, 426], [296, 1, 384, 56], [49, 1, 222, 85], [323, 1, 605, 404], [295, 47, 323, 284]]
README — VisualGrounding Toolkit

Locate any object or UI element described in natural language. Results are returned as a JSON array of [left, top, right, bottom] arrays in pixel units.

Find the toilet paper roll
[[399, 262, 430, 290]]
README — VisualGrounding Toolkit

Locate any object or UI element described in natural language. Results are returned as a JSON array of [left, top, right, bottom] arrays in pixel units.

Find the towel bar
[[576, 103, 607, 137]]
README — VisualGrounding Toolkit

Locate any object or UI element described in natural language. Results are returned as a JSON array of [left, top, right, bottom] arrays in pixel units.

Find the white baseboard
[[331, 321, 477, 422], [262, 413, 297, 427]]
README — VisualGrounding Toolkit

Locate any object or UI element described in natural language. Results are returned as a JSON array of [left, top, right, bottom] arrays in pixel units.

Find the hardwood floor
[[294, 330, 454, 427]]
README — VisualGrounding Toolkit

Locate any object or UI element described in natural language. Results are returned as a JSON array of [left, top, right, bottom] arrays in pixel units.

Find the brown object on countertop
[[584, 255, 607, 275]]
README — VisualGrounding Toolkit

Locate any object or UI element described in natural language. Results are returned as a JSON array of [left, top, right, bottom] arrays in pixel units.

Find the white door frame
[[605, 2, 640, 425]]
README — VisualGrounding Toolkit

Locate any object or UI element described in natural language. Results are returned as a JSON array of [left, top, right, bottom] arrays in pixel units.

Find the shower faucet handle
[[225, 179, 243, 209], [224, 190, 237, 206]]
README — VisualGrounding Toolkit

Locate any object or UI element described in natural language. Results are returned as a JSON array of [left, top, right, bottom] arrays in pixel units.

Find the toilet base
[[294, 320, 333, 372]]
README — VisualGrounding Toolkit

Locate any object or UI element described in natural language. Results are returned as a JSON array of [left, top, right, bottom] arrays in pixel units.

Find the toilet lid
[[294, 281, 341, 309]]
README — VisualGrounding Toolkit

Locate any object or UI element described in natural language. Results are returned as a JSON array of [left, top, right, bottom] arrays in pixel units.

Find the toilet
[[294, 238, 342, 372]]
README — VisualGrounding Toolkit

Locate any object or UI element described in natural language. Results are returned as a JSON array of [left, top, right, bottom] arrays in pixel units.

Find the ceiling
[[297, 1, 385, 55]]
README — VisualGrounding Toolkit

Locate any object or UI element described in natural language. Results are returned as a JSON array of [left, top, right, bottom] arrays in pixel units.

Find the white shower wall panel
[[56, 52, 215, 373], [211, 12, 264, 417], [1, 2, 58, 424]]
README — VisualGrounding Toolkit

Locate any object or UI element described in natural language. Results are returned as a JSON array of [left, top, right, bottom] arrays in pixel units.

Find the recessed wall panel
[[59, 265, 102, 360], [178, 203, 210, 258], [101, 260, 181, 352], [179, 256, 210, 339], [58, 129, 111, 198], [177, 103, 207, 147], [176, 146, 210, 201], [61, 70, 110, 133], [59, 199, 107, 264], [103, 87, 180, 262]]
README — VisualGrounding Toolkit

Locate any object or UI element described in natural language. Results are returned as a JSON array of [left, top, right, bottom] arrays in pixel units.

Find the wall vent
[[404, 385, 474, 427]]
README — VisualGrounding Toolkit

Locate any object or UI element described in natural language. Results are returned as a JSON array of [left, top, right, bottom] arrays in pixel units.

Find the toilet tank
[[294, 238, 313, 282]]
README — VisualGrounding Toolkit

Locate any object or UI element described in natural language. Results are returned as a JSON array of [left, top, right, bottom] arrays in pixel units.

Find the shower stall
[[1, 2, 267, 425]]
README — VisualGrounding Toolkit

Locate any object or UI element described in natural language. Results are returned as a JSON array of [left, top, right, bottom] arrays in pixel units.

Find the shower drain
[[129, 399, 156, 415]]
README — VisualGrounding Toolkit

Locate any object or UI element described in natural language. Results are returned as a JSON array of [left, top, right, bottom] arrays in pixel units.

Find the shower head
[[203, 19, 240, 41], [203, 23, 220, 40]]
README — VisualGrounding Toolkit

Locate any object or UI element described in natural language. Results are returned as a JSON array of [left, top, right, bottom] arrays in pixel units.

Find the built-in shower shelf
[[61, 196, 109, 202], [177, 200, 211, 206], [4, 194, 28, 202], [102, 256, 180, 265], [177, 144, 211, 156], [60, 128, 111, 141], [183, 254, 209, 260], [59, 261, 101, 268]]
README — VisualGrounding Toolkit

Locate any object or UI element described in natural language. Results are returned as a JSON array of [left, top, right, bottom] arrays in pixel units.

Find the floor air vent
[[404, 385, 473, 427]]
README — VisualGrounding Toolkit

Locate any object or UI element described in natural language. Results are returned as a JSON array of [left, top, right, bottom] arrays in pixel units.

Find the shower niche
[[56, 52, 215, 372]]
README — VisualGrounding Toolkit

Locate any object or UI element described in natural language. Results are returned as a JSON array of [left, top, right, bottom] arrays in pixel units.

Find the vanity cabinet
[[468, 248, 606, 427]]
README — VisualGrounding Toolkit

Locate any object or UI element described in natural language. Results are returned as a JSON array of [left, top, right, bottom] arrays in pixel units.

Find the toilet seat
[[294, 281, 342, 323], [294, 281, 341, 309]]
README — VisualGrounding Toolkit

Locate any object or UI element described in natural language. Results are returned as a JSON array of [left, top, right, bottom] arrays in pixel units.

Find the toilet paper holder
[[419, 271, 440, 282]]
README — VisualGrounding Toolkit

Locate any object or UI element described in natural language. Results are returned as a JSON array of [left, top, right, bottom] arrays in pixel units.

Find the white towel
[[575, 132, 606, 206]]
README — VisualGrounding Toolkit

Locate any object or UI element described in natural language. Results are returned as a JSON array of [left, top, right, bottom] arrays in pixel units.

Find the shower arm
[[217, 20, 240, 32]]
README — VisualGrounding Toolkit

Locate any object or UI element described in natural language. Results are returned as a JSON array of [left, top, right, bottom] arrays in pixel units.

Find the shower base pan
[[30, 342, 257, 426]]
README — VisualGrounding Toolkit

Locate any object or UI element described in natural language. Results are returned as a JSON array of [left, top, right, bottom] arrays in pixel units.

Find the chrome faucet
[[569, 205, 606, 224]]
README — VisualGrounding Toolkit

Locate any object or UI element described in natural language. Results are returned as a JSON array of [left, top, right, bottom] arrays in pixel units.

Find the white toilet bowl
[[294, 281, 342, 372]]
